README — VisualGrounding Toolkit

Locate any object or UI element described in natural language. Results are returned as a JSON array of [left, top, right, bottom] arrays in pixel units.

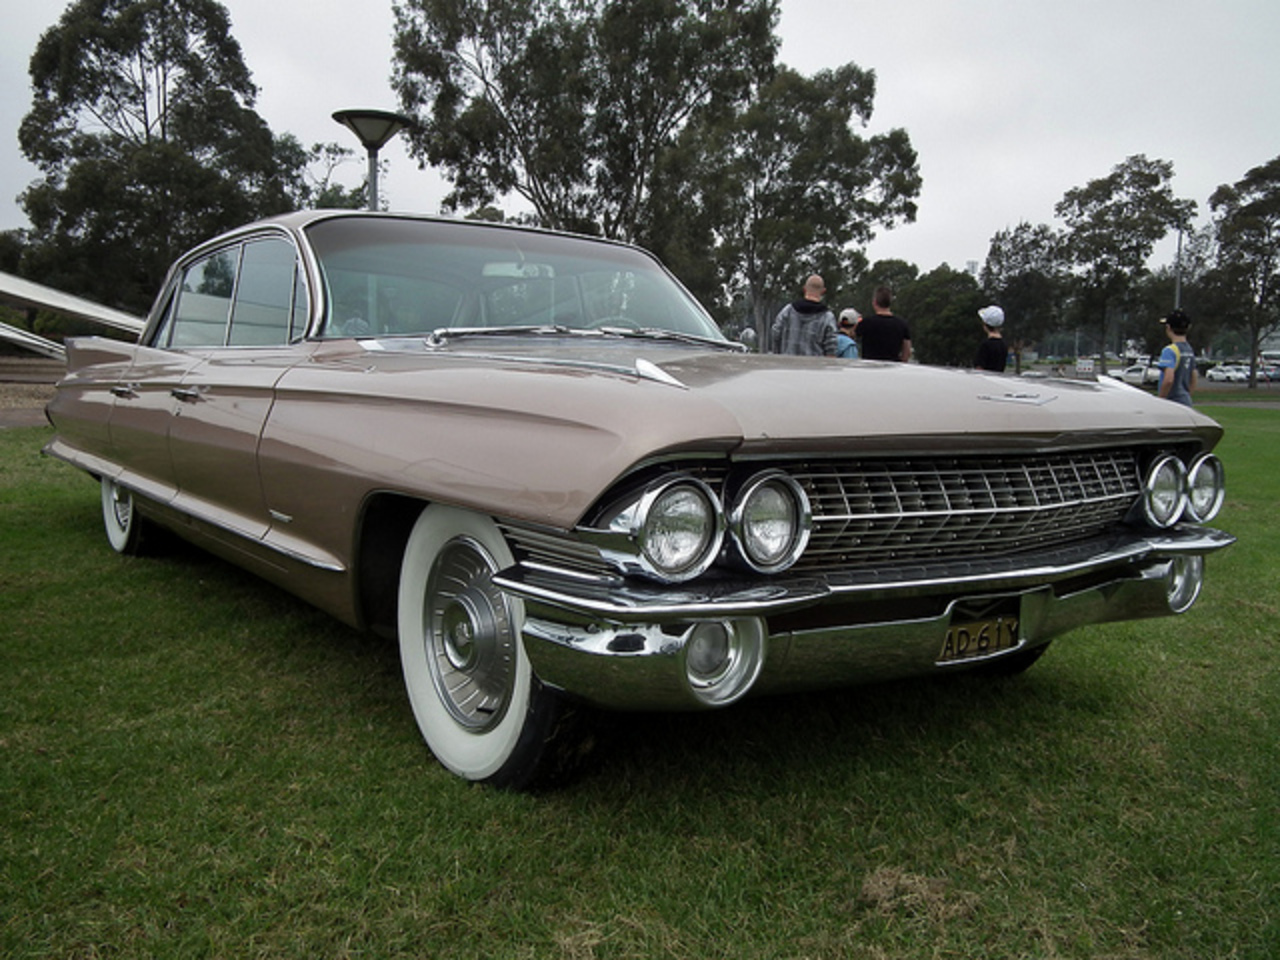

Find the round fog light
[[687, 623, 732, 683], [681, 619, 766, 707]]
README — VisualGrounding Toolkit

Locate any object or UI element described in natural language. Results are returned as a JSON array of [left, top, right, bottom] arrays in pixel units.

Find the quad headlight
[[728, 470, 812, 573], [1142, 455, 1188, 528], [593, 475, 725, 582], [1185, 454, 1225, 523], [1141, 452, 1226, 529]]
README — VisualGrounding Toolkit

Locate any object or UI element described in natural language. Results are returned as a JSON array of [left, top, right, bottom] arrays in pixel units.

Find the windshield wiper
[[425, 324, 743, 352], [425, 325, 571, 345], [601, 327, 745, 351]]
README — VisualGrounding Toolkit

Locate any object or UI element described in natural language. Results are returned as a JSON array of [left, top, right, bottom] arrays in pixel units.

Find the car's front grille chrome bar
[[794, 450, 1140, 569], [508, 449, 1143, 579]]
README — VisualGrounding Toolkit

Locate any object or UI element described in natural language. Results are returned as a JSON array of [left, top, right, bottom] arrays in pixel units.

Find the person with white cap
[[836, 308, 860, 358], [974, 305, 1008, 372]]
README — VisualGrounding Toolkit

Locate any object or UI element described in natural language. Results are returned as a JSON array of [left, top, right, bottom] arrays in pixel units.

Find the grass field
[[2, 407, 1276, 959]]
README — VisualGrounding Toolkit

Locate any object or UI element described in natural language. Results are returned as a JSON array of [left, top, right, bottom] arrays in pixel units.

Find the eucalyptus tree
[[393, 0, 778, 241], [1054, 155, 1195, 372], [19, 0, 308, 311], [980, 222, 1066, 362], [391, 0, 920, 332], [896, 263, 983, 367], [1209, 155, 1280, 385], [666, 64, 919, 338]]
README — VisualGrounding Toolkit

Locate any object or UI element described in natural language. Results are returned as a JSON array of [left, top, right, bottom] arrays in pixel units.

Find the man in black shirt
[[858, 286, 911, 362], [974, 305, 1008, 372]]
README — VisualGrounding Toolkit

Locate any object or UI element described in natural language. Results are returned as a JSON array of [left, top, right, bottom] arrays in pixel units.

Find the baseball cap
[[978, 305, 1004, 328]]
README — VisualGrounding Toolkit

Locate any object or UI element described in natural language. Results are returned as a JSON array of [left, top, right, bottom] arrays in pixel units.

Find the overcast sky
[[3, 0, 1278, 274]]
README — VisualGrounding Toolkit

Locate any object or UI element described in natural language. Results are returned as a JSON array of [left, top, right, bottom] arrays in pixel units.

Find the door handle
[[170, 387, 202, 403], [110, 383, 139, 399]]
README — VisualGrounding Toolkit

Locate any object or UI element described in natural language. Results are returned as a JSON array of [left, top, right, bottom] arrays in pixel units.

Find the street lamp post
[[331, 109, 413, 211]]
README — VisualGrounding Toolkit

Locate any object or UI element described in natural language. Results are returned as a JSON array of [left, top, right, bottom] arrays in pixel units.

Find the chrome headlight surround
[[728, 470, 812, 574], [1142, 454, 1188, 528], [1184, 453, 1225, 523], [592, 475, 725, 583]]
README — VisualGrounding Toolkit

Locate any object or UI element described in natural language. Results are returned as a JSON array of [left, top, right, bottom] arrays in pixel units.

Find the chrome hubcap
[[423, 537, 516, 731], [110, 484, 132, 530]]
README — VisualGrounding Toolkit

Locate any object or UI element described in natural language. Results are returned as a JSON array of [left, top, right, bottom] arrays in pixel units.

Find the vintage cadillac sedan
[[45, 211, 1234, 788]]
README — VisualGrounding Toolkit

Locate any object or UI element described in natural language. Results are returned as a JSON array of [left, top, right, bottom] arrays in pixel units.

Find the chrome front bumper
[[496, 526, 1234, 711]]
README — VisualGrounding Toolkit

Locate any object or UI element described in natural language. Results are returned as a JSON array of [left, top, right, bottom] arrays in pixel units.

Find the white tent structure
[[0, 270, 144, 361]]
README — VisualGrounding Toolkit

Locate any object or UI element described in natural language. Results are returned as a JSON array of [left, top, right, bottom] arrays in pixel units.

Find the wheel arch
[[353, 492, 429, 638]]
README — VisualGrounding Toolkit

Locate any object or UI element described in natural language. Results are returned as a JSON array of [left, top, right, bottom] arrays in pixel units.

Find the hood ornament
[[977, 391, 1057, 406]]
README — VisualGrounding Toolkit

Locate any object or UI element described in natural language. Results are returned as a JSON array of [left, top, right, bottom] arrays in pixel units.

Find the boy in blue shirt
[[1157, 309, 1197, 407]]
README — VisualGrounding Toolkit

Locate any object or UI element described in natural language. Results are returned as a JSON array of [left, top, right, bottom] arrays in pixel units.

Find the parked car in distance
[[44, 211, 1236, 788], [1205, 364, 1248, 383]]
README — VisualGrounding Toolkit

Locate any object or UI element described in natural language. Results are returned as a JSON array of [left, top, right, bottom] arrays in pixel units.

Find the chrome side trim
[[43, 442, 346, 574]]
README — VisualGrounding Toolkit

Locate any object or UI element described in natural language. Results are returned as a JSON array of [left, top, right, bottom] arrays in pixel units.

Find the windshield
[[304, 217, 724, 342]]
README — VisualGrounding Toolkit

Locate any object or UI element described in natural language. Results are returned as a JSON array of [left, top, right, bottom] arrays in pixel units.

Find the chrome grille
[[793, 450, 1140, 569], [510, 449, 1141, 578]]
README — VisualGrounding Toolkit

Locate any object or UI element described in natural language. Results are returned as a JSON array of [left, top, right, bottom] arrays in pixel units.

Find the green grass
[[2, 410, 1277, 959]]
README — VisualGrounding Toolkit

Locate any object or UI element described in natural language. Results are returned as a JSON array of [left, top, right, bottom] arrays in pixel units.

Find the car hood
[[285, 338, 1222, 528]]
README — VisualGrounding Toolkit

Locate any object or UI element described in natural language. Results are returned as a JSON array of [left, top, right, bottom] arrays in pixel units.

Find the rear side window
[[228, 239, 303, 345], [154, 236, 305, 348], [166, 248, 239, 347]]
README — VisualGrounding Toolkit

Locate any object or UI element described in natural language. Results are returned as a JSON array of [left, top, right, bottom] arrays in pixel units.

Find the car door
[[106, 246, 240, 505], [165, 236, 311, 541]]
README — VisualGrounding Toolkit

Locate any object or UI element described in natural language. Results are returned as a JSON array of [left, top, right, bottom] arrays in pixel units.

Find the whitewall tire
[[397, 504, 565, 788], [101, 477, 145, 555]]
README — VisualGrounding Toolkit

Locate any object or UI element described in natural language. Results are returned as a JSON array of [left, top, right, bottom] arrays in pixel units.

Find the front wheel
[[397, 504, 568, 788]]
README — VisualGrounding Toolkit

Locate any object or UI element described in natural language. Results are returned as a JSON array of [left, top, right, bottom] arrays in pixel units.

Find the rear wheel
[[397, 504, 567, 788], [101, 477, 145, 555]]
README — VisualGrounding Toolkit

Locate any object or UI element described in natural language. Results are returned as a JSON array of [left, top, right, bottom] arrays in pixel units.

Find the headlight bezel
[[592, 474, 726, 583], [1184, 453, 1225, 523], [727, 469, 812, 574], [1142, 454, 1189, 528]]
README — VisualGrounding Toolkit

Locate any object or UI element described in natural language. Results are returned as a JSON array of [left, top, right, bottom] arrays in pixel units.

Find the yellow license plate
[[939, 617, 1020, 664]]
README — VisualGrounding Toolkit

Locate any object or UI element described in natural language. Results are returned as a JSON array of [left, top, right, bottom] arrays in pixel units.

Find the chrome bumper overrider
[[495, 526, 1234, 711]]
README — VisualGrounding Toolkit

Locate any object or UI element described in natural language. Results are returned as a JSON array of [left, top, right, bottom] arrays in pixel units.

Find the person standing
[[858, 286, 911, 362], [973, 305, 1008, 372], [770, 275, 837, 356], [836, 308, 860, 358], [1157, 309, 1197, 406]]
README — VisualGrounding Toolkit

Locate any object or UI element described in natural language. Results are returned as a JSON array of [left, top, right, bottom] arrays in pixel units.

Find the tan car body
[[44, 211, 1234, 785]]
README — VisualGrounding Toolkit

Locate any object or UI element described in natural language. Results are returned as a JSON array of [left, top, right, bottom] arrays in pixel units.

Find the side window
[[168, 248, 239, 347], [291, 264, 309, 339], [228, 238, 301, 346]]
